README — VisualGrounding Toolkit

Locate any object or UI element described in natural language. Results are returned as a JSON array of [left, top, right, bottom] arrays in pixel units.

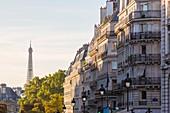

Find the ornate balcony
[[131, 77, 161, 86], [129, 10, 161, 20], [127, 32, 161, 42], [128, 54, 161, 65], [115, 10, 161, 32], [113, 77, 161, 91]]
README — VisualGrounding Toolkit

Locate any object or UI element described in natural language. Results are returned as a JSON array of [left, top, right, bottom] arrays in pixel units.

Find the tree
[[18, 70, 66, 113]]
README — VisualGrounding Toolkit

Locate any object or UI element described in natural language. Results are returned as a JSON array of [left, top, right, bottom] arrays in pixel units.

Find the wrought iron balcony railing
[[128, 54, 161, 65], [115, 10, 161, 32], [129, 10, 161, 20], [113, 77, 161, 91], [131, 77, 161, 86], [128, 32, 161, 41]]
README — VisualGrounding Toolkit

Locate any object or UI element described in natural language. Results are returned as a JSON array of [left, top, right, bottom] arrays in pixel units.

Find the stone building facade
[[0, 83, 20, 113], [63, 44, 88, 113], [161, 0, 170, 113], [114, 0, 161, 112], [63, 1, 119, 113], [81, 1, 119, 112]]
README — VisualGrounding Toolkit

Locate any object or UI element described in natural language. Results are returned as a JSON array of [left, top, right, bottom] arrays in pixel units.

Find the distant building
[[12, 87, 24, 97], [0, 83, 20, 113], [27, 41, 34, 82]]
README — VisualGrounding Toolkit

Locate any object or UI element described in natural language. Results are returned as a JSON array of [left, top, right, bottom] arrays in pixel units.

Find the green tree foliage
[[18, 70, 66, 113]]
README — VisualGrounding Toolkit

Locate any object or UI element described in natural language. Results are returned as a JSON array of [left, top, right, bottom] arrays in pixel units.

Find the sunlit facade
[[63, 44, 88, 113], [115, 0, 161, 112], [82, 0, 119, 112]]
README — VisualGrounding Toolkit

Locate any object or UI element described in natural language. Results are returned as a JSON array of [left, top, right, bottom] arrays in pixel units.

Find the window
[[141, 45, 146, 54], [140, 2, 148, 11], [141, 91, 147, 99], [112, 61, 117, 70], [112, 42, 117, 51], [141, 24, 147, 32]]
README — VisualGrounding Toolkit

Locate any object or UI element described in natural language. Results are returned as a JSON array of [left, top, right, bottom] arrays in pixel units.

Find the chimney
[[106, 0, 114, 16], [0, 83, 6, 88]]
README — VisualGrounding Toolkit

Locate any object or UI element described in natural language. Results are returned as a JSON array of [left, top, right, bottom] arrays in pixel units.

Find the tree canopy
[[18, 70, 66, 113]]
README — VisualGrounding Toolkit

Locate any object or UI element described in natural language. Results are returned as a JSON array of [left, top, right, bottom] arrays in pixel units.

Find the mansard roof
[[0, 87, 20, 100]]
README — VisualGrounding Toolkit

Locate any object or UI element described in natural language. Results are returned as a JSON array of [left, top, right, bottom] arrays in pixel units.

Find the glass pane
[[112, 62, 117, 69]]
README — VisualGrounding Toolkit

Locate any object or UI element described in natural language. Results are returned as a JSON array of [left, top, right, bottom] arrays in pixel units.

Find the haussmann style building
[[114, 0, 161, 112], [82, 0, 119, 113], [161, 0, 170, 112], [63, 44, 88, 113]]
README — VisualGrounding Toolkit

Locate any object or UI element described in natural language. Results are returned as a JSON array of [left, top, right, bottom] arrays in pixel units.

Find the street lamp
[[71, 98, 76, 113], [124, 75, 131, 112], [146, 108, 152, 113], [82, 91, 87, 113], [62, 104, 66, 113], [99, 84, 105, 113]]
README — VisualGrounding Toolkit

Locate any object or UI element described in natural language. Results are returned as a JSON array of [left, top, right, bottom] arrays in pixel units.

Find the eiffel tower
[[27, 41, 33, 82]]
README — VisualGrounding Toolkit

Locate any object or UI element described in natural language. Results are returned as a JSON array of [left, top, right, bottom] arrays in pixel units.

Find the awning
[[137, 66, 145, 77]]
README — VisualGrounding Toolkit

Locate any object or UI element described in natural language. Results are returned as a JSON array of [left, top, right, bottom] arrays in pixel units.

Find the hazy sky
[[0, 0, 105, 87]]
